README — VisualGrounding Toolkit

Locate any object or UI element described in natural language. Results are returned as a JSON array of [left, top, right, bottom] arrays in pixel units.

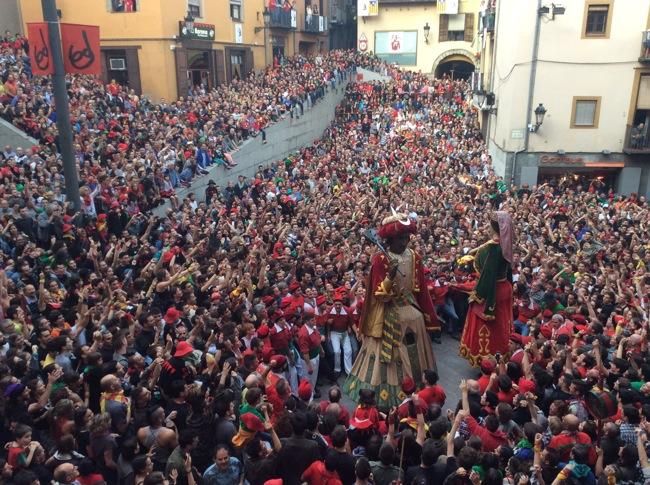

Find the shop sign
[[539, 155, 624, 167], [179, 21, 216, 41]]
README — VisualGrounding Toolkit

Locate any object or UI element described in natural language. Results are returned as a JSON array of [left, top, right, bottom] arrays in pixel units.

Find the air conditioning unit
[[109, 58, 127, 71]]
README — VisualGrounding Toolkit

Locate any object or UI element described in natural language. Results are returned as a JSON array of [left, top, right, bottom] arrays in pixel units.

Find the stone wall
[[0, 118, 37, 152]]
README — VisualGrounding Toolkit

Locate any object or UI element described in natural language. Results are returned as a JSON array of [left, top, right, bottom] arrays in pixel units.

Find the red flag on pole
[[60, 24, 101, 75], [27, 23, 54, 76]]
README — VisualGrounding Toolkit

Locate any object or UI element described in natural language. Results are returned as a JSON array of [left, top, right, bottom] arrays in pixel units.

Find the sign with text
[[27, 22, 54, 75], [358, 0, 378, 17], [539, 155, 624, 167], [179, 21, 216, 41], [60, 24, 101, 75]]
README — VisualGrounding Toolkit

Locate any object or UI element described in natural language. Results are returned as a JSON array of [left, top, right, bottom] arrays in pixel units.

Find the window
[[230, 0, 242, 21], [188, 0, 202, 18], [110, 0, 137, 12], [570, 97, 601, 128], [447, 14, 465, 41], [439, 13, 473, 42], [583, 2, 612, 38]]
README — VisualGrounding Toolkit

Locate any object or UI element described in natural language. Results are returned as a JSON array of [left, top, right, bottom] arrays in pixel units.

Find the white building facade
[[476, 0, 650, 196]]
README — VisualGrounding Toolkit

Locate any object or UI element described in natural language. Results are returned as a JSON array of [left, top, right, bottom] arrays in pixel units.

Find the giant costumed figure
[[459, 211, 514, 366], [344, 212, 438, 410]]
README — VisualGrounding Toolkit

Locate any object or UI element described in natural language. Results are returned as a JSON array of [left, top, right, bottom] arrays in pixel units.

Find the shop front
[[174, 20, 220, 97], [517, 153, 647, 196]]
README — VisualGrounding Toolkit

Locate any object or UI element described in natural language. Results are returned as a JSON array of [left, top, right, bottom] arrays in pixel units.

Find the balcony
[[640, 30, 650, 63], [269, 9, 296, 29], [305, 14, 327, 33], [481, 9, 496, 32], [623, 123, 650, 154]]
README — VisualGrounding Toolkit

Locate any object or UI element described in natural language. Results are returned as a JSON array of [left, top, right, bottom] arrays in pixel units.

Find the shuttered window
[[438, 14, 448, 42], [464, 13, 474, 42], [447, 14, 465, 41], [636, 75, 650, 110]]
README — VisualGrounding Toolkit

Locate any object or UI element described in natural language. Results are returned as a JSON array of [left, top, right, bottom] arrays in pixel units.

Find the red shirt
[[319, 401, 350, 427], [516, 301, 541, 321], [327, 307, 353, 332], [418, 385, 447, 406], [548, 431, 596, 465], [302, 461, 342, 485], [497, 388, 518, 405], [269, 323, 291, 352], [352, 406, 381, 429], [464, 416, 508, 452], [7, 446, 26, 468], [297, 325, 321, 356]]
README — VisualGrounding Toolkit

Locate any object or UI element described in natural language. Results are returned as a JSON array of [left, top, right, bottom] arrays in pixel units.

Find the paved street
[[318, 335, 475, 411]]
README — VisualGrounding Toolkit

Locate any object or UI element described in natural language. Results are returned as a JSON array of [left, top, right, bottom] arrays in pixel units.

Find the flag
[[60, 24, 101, 75], [27, 23, 54, 76]]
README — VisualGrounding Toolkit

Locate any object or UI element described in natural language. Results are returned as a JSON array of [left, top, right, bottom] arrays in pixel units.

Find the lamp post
[[534, 103, 547, 127], [41, 0, 80, 211], [528, 103, 547, 132], [423, 22, 430, 44], [184, 11, 195, 34]]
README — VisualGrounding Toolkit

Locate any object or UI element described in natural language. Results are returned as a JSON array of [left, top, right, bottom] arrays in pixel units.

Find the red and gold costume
[[344, 214, 437, 410], [459, 212, 514, 367]]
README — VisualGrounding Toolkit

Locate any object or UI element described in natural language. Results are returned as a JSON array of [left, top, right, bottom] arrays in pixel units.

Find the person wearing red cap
[[327, 297, 354, 377], [297, 379, 313, 403], [159, 340, 195, 394], [344, 212, 437, 410], [477, 358, 496, 394], [460, 212, 514, 367], [297, 314, 323, 400]]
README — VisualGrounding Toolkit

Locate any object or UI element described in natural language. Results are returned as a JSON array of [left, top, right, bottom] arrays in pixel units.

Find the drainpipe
[[486, 0, 501, 147], [511, 0, 542, 184]]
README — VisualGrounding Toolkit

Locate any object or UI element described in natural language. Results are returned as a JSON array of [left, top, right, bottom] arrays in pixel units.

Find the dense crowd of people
[[1, 29, 650, 485]]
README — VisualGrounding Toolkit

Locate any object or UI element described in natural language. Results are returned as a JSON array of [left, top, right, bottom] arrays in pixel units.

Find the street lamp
[[184, 11, 195, 33], [528, 103, 547, 132], [475, 90, 486, 107], [423, 22, 431, 43], [263, 7, 271, 26]]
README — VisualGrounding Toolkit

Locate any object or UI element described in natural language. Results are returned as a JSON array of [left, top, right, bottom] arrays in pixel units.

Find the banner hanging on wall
[[60, 24, 101, 75], [27, 23, 54, 75], [438, 0, 459, 14], [358, 0, 378, 17]]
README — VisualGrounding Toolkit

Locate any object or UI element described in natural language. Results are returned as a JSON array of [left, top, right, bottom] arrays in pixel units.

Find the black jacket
[[276, 436, 320, 485]]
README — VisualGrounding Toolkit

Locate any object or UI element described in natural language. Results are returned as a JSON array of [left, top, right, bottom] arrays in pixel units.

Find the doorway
[[230, 52, 244, 81], [187, 51, 211, 91], [435, 59, 474, 80]]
